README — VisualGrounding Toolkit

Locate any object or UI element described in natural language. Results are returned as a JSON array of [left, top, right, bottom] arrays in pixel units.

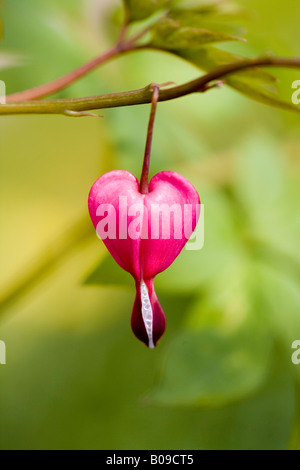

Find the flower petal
[[142, 171, 200, 279], [88, 170, 143, 280]]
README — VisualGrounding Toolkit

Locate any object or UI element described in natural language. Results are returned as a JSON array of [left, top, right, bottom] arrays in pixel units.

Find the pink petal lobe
[[142, 171, 200, 279], [88, 170, 143, 280]]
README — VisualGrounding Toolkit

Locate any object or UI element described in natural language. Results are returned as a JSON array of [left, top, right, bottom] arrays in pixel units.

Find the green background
[[0, 0, 300, 450]]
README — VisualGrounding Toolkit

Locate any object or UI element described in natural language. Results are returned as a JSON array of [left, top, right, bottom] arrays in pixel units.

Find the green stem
[[1, 56, 300, 116]]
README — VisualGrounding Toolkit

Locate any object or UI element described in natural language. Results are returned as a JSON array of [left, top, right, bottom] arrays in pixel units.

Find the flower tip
[[131, 280, 166, 349]]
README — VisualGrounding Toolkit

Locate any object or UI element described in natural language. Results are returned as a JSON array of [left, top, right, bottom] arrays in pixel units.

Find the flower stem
[[140, 85, 160, 194]]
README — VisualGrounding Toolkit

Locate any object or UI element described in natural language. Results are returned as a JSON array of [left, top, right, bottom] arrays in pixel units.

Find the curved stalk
[[5, 44, 134, 102], [1, 57, 300, 116], [140, 86, 160, 194]]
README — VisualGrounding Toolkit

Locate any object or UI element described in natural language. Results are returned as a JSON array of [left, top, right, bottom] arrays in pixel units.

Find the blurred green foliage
[[0, 0, 300, 450], [123, 0, 172, 22]]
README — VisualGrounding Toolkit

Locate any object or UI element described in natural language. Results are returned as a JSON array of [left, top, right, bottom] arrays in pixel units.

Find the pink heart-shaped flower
[[88, 170, 200, 347]]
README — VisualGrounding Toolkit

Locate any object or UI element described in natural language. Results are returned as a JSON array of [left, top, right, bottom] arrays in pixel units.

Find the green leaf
[[166, 6, 248, 37], [150, 323, 273, 406], [177, 47, 300, 114], [251, 261, 300, 385], [227, 75, 300, 114], [254, 263, 300, 351], [233, 134, 300, 262], [123, 0, 172, 22], [150, 17, 243, 49], [175, 45, 277, 84], [173, 0, 247, 18]]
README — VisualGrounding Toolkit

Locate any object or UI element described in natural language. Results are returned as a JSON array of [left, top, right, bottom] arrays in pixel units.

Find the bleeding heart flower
[[88, 169, 200, 348], [88, 84, 200, 348]]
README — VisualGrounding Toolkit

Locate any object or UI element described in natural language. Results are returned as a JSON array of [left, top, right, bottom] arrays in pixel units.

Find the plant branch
[[1, 56, 300, 116], [5, 43, 136, 102], [5, 17, 155, 102]]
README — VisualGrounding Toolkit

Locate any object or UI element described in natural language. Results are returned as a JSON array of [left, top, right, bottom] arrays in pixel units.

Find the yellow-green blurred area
[[1, 0, 300, 450]]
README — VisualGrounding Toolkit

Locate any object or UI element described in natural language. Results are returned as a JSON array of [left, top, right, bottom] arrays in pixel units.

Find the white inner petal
[[140, 280, 154, 349]]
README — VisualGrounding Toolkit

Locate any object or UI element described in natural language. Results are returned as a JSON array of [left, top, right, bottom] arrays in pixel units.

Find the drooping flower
[[88, 169, 200, 348]]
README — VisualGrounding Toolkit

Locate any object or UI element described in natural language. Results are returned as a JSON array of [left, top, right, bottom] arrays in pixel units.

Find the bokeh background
[[0, 0, 300, 450]]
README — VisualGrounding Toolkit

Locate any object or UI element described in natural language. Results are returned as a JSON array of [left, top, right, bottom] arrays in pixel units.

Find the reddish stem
[[140, 86, 160, 194], [6, 44, 133, 102]]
